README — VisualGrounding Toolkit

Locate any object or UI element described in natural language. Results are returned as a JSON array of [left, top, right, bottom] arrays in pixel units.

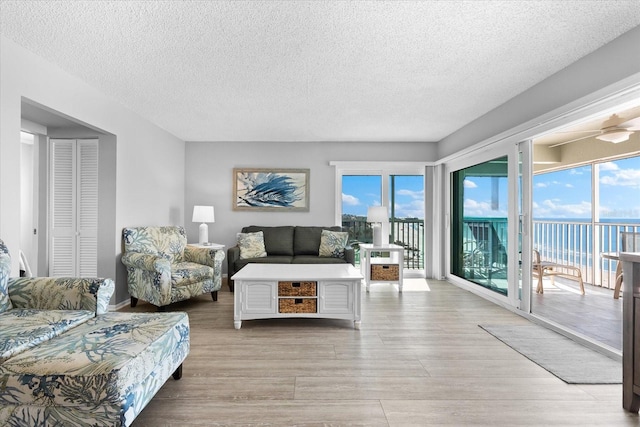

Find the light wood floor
[[121, 279, 638, 426]]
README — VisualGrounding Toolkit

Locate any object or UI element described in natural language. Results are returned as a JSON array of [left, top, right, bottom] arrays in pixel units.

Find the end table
[[188, 242, 225, 250], [359, 243, 404, 293]]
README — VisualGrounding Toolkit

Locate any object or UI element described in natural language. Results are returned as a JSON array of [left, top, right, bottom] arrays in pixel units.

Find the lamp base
[[199, 223, 209, 245], [372, 224, 382, 247]]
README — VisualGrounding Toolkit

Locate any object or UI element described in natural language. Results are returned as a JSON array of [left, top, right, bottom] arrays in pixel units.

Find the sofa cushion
[[0, 309, 94, 363], [0, 312, 190, 420], [242, 226, 294, 256], [319, 230, 349, 258], [234, 256, 294, 272], [292, 256, 349, 264], [0, 240, 13, 313], [294, 226, 343, 256], [238, 231, 268, 259]]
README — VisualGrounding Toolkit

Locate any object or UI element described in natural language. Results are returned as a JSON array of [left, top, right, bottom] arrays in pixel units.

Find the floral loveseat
[[0, 239, 190, 426], [122, 226, 225, 310], [227, 225, 355, 291]]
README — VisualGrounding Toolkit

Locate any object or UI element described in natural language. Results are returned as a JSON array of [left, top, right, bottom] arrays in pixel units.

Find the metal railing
[[343, 216, 639, 288], [460, 218, 640, 289], [341, 217, 425, 269], [534, 220, 640, 288]]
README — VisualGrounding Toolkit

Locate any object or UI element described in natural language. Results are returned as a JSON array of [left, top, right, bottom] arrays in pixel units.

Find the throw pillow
[[319, 230, 349, 258], [237, 231, 267, 259]]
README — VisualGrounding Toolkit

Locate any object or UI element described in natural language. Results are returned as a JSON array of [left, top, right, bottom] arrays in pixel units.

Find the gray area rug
[[480, 324, 622, 384]]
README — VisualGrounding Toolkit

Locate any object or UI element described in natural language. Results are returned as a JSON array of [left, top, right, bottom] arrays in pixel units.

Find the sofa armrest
[[7, 277, 115, 315], [344, 246, 355, 266], [184, 245, 225, 268], [122, 252, 170, 273], [227, 245, 240, 277]]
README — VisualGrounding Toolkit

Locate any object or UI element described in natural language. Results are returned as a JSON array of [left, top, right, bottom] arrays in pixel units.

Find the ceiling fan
[[549, 114, 640, 148]]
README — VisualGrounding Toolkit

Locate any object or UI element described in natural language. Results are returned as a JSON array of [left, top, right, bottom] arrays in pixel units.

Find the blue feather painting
[[234, 168, 309, 211]]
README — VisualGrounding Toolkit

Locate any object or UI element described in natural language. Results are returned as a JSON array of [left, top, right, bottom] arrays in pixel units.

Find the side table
[[188, 242, 225, 250], [359, 243, 404, 292]]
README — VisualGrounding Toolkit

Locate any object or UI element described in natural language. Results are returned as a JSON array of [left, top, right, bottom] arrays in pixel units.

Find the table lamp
[[192, 205, 215, 245], [367, 206, 388, 247]]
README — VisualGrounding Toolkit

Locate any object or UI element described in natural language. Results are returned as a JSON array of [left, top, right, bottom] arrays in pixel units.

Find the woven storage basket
[[278, 281, 317, 296], [371, 264, 399, 281], [279, 298, 317, 313]]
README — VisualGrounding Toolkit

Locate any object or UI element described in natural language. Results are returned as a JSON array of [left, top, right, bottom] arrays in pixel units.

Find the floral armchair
[[121, 226, 225, 310]]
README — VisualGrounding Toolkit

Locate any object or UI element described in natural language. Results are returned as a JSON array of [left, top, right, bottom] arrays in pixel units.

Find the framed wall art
[[233, 168, 310, 211]]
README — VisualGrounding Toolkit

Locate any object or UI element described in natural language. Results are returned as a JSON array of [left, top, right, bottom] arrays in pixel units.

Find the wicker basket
[[371, 264, 399, 281], [279, 298, 317, 313], [278, 281, 317, 296]]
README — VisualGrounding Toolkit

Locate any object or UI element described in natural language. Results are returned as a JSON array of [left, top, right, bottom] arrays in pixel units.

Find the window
[[332, 162, 426, 275]]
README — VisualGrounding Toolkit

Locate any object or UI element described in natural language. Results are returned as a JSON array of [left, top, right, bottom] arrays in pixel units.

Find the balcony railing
[[533, 220, 640, 288], [341, 217, 424, 269], [343, 216, 638, 287], [463, 218, 640, 289], [461, 217, 640, 289]]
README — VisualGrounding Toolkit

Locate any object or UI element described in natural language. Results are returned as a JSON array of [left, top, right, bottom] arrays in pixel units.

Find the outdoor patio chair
[[533, 249, 585, 295]]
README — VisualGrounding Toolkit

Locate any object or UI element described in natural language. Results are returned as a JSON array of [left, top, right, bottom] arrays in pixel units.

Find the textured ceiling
[[2, 1, 640, 142]]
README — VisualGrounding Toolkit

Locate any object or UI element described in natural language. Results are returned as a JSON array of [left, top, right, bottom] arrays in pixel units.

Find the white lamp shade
[[192, 205, 215, 223], [367, 206, 388, 223]]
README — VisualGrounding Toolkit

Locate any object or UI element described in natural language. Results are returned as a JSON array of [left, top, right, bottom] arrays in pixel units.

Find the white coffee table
[[231, 264, 363, 329]]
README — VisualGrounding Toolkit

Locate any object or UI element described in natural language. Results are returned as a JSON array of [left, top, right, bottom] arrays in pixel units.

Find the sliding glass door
[[446, 142, 529, 307]]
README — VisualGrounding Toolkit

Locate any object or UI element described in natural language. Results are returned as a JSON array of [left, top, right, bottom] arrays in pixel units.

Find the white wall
[[0, 36, 185, 304], [184, 140, 437, 275], [438, 26, 640, 160]]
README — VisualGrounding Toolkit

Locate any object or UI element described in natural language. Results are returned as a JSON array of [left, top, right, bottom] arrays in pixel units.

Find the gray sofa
[[227, 225, 355, 291]]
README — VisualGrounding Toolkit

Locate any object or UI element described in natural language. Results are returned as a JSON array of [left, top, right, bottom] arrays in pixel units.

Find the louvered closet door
[[50, 139, 98, 276], [78, 140, 98, 276]]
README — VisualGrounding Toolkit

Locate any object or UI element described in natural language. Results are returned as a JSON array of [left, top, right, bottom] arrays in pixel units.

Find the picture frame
[[233, 168, 310, 211]]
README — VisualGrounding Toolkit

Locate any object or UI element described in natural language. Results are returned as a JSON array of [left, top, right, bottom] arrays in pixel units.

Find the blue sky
[[340, 156, 639, 221], [533, 156, 640, 220], [342, 175, 424, 218], [462, 176, 509, 218], [461, 155, 640, 220]]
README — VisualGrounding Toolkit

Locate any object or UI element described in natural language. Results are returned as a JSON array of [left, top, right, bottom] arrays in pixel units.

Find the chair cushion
[[319, 230, 349, 258], [0, 309, 94, 363], [171, 262, 213, 287], [294, 226, 343, 255], [0, 240, 13, 313], [242, 226, 294, 256]]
